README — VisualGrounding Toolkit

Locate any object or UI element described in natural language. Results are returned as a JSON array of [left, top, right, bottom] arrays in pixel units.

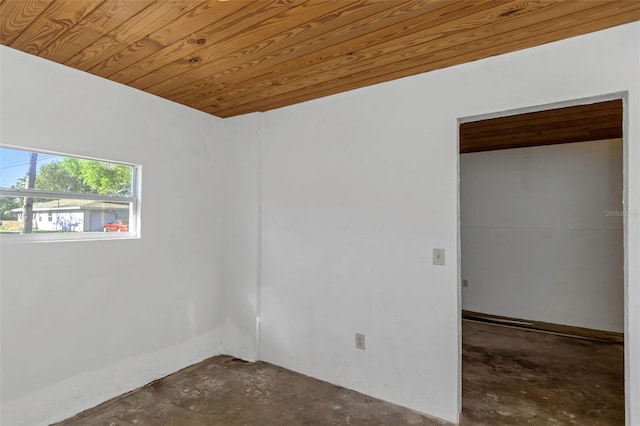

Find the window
[[0, 146, 139, 241]]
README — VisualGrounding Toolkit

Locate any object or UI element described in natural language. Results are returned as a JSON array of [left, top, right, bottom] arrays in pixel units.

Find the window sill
[[0, 232, 139, 243]]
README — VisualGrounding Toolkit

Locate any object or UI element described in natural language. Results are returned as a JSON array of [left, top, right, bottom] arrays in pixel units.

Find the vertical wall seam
[[219, 130, 227, 353], [256, 113, 264, 361]]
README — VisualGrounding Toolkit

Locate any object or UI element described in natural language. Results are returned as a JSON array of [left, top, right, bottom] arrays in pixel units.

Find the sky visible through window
[[0, 147, 58, 188], [0, 147, 135, 235], [0, 147, 133, 196]]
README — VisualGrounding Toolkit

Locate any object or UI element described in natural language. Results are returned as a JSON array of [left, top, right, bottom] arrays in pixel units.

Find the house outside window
[[0, 146, 140, 241]]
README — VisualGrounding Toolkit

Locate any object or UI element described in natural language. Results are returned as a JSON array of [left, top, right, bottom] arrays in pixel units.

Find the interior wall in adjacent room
[[461, 139, 624, 332]]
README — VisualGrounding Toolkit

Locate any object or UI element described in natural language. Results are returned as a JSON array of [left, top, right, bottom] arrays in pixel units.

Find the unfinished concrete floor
[[56, 321, 624, 426], [461, 321, 624, 425]]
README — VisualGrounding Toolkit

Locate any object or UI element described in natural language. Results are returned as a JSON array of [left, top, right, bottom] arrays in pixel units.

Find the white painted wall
[[258, 23, 640, 424], [219, 114, 261, 361], [0, 46, 227, 426], [2, 21, 639, 426], [461, 139, 624, 332]]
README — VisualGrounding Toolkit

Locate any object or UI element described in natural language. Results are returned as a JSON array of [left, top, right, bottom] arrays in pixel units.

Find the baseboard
[[462, 310, 623, 344]]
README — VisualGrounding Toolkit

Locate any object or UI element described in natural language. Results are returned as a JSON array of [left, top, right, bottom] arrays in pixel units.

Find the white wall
[[258, 23, 640, 424], [219, 114, 261, 361], [461, 139, 624, 332], [0, 46, 228, 426], [2, 21, 639, 426]]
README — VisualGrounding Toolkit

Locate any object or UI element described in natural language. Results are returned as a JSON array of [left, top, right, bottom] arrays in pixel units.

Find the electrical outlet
[[462, 279, 469, 288], [433, 248, 445, 266], [355, 333, 365, 350]]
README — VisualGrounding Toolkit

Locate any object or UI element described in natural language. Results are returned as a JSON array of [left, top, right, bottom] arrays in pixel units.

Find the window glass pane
[[0, 196, 130, 234], [0, 147, 133, 196]]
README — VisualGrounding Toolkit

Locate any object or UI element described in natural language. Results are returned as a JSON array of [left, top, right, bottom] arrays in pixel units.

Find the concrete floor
[[461, 321, 624, 425], [56, 321, 624, 426]]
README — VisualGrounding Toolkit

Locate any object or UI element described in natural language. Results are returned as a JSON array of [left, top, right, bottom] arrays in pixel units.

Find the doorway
[[457, 97, 626, 424]]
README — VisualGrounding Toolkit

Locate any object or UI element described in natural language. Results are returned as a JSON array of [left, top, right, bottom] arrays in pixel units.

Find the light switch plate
[[433, 248, 445, 266]]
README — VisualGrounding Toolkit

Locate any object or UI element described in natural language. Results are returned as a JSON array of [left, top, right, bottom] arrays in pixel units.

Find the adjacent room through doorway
[[458, 99, 626, 424]]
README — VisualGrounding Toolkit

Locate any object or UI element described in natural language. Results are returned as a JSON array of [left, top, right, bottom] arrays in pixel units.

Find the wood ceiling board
[[171, 0, 495, 108], [9, 0, 104, 55], [155, 0, 462, 102], [213, 0, 626, 114], [38, 0, 154, 63], [461, 121, 623, 147], [459, 100, 623, 154], [84, 0, 248, 79], [3, 1, 640, 118], [215, 2, 640, 117], [461, 128, 623, 153], [63, 1, 198, 71], [461, 101, 622, 136], [129, 0, 351, 93], [203, 0, 575, 114], [141, 0, 397, 99], [156, 0, 407, 102], [0, 0, 54, 45], [462, 123, 622, 148], [110, 0, 300, 87]]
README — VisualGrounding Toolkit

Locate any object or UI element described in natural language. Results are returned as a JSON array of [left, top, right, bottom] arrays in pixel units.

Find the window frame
[[0, 146, 140, 243]]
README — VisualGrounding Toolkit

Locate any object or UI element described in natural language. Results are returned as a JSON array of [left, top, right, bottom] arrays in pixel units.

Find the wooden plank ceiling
[[2, 1, 639, 118], [460, 99, 623, 153]]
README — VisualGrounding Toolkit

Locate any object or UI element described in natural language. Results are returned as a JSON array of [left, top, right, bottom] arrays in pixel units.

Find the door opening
[[457, 97, 626, 424]]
